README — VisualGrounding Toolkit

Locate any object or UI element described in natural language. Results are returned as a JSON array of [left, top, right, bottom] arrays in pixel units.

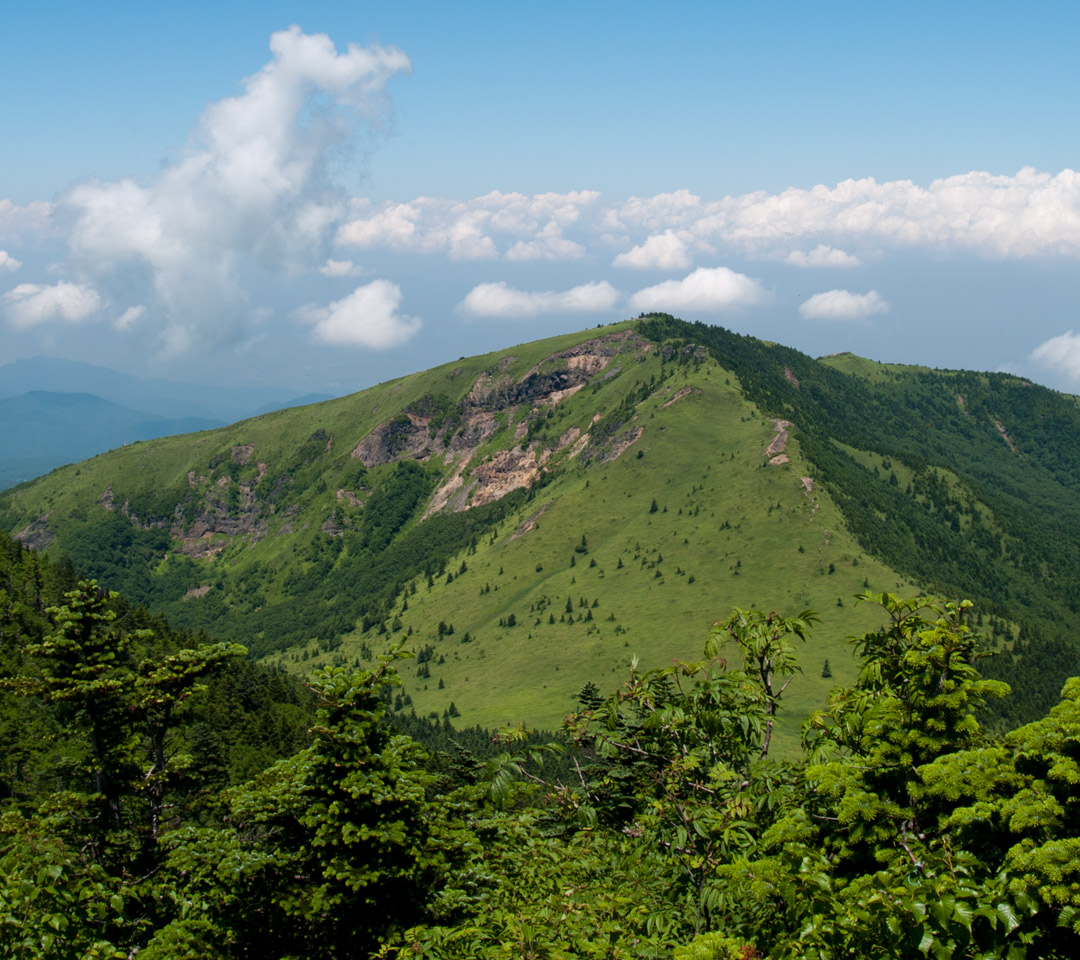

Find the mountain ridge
[[3, 316, 1078, 733]]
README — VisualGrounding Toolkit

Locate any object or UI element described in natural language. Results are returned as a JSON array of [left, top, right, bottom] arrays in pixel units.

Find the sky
[[2, 1, 1080, 397]]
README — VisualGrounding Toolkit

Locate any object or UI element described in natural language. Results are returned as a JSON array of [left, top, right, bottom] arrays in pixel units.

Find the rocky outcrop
[[351, 413, 435, 467], [15, 513, 54, 551], [349, 329, 651, 517], [469, 446, 542, 508]]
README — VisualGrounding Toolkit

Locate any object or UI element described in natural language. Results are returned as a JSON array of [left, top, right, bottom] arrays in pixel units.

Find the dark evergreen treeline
[[638, 314, 1080, 724], [0, 529, 316, 810]]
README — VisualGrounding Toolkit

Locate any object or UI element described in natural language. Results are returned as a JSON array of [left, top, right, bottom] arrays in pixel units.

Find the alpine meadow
[[1, 314, 1079, 957]]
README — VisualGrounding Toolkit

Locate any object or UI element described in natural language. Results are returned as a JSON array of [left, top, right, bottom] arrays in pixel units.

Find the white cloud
[[458, 280, 619, 319], [114, 305, 145, 331], [693, 168, 1080, 258], [628, 266, 764, 314], [504, 221, 585, 262], [319, 258, 361, 277], [612, 231, 692, 270], [798, 289, 888, 322], [602, 189, 703, 232], [784, 244, 861, 268], [337, 190, 599, 261], [2, 281, 102, 329], [63, 27, 411, 353], [299, 279, 421, 348], [1030, 331, 1080, 385], [0, 250, 21, 272], [335, 169, 1080, 267], [0, 199, 55, 245]]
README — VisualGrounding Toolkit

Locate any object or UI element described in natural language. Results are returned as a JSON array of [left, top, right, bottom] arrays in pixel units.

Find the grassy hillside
[[3, 315, 1078, 737]]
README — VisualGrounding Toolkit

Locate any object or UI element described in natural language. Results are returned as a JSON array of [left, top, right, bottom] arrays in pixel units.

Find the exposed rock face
[[15, 513, 54, 551], [352, 413, 435, 467], [173, 473, 269, 553], [765, 420, 792, 459], [352, 329, 650, 516], [662, 387, 698, 408], [469, 446, 541, 508], [510, 500, 555, 540]]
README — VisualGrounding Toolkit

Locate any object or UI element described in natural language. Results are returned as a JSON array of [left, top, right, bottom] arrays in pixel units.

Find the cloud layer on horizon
[[331, 168, 1080, 266]]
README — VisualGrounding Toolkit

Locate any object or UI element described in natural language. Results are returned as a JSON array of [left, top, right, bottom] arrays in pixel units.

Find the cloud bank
[[784, 244, 861, 268], [331, 168, 1080, 268]]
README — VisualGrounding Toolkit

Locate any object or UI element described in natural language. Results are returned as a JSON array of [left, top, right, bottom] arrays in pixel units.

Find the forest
[[1, 528, 1078, 959]]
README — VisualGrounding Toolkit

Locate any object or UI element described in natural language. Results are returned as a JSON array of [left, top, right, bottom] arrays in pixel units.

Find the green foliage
[[160, 653, 471, 959], [3, 543, 1080, 958]]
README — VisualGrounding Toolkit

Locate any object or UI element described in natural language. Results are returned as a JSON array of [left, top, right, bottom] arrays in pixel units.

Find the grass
[[286, 351, 910, 750], [5, 320, 914, 753]]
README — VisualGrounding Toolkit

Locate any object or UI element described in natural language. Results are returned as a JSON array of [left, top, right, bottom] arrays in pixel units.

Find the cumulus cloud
[[458, 280, 619, 319], [602, 189, 703, 233], [691, 168, 1080, 258], [339, 169, 1080, 267], [0, 250, 21, 272], [613, 231, 692, 270], [784, 244, 861, 268], [504, 224, 585, 261], [798, 289, 888, 322], [319, 258, 361, 277], [337, 190, 599, 261], [63, 27, 411, 353], [1030, 331, 1080, 385], [2, 281, 102, 329], [627, 267, 764, 314], [299, 279, 421, 348]]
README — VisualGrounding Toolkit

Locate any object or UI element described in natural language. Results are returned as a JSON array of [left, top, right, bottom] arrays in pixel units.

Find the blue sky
[[2, 1, 1080, 396]]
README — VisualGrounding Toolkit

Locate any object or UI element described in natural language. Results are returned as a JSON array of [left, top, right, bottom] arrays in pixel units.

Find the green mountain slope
[[2, 316, 1078, 734]]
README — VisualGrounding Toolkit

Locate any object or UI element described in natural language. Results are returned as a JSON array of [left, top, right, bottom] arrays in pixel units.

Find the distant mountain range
[[0, 357, 335, 488]]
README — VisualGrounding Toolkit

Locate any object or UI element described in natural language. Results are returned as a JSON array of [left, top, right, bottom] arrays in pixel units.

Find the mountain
[[251, 393, 337, 416], [0, 356, 320, 423], [0, 391, 223, 489], [3, 316, 1078, 735]]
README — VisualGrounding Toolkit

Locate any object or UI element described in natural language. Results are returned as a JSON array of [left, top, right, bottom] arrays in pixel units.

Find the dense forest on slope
[[1, 531, 1077, 958]]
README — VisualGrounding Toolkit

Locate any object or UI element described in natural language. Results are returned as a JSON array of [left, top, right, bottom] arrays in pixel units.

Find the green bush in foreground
[[2, 588, 1078, 958]]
